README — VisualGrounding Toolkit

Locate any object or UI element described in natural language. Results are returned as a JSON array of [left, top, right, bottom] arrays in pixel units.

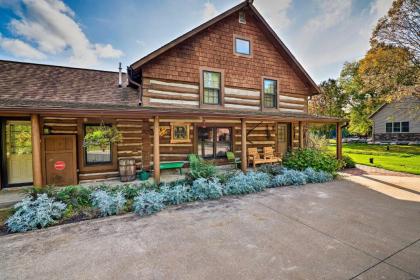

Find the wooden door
[[277, 123, 289, 158], [44, 135, 77, 186]]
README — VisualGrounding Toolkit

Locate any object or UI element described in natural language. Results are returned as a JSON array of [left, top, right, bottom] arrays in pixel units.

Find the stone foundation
[[373, 133, 420, 143]]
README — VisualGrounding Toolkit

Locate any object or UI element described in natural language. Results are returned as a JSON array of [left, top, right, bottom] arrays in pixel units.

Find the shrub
[[90, 190, 126, 216], [342, 155, 356, 168], [258, 164, 285, 176], [55, 186, 92, 208], [6, 194, 66, 233], [223, 172, 271, 195], [283, 148, 340, 173], [133, 190, 165, 216], [303, 168, 333, 183], [161, 184, 192, 205], [190, 178, 223, 201], [187, 154, 216, 180], [271, 169, 307, 187], [24, 186, 56, 200], [216, 170, 240, 184]]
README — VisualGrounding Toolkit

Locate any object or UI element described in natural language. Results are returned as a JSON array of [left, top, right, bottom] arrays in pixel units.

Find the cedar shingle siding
[[141, 10, 310, 96]]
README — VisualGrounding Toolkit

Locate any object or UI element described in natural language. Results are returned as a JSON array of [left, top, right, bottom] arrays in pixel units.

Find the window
[[235, 38, 250, 55], [170, 123, 190, 143], [84, 125, 112, 165], [197, 127, 232, 159], [263, 79, 277, 108], [402, 122, 409, 132], [203, 71, 221, 105], [393, 122, 400, 133], [238, 11, 246, 24], [386, 122, 392, 133]]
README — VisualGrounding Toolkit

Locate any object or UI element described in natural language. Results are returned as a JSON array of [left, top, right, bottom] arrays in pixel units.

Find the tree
[[358, 46, 418, 103], [371, 0, 420, 64], [309, 79, 348, 118]]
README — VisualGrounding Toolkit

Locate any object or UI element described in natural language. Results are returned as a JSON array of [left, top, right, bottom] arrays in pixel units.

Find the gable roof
[[130, 0, 320, 95], [0, 60, 139, 110]]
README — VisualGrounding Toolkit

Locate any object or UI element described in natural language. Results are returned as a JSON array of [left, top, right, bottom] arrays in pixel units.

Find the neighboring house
[[0, 0, 342, 188], [369, 96, 420, 144]]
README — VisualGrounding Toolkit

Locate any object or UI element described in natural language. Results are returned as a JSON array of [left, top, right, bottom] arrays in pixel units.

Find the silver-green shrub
[[133, 190, 165, 216], [304, 168, 333, 183], [223, 172, 271, 195], [90, 190, 126, 216], [271, 169, 307, 187], [190, 178, 223, 201], [161, 184, 192, 205], [6, 194, 66, 233]]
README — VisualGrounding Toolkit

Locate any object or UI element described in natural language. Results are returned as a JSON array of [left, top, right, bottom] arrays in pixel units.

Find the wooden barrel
[[119, 158, 136, 182]]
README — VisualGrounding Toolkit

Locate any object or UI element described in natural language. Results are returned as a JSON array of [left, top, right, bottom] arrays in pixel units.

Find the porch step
[[0, 187, 27, 209]]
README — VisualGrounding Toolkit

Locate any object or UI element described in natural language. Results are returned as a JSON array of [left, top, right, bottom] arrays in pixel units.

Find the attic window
[[235, 37, 251, 56], [239, 11, 246, 24]]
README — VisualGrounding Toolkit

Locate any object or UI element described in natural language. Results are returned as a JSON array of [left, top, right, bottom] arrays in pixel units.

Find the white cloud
[[203, 2, 217, 21], [94, 43, 124, 58], [0, 34, 46, 59], [302, 0, 352, 33], [370, 0, 394, 17], [254, 0, 292, 30], [3, 0, 123, 67], [290, 0, 393, 79]]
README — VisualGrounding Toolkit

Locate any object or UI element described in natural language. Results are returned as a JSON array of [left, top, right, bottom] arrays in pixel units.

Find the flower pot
[[138, 170, 150, 181]]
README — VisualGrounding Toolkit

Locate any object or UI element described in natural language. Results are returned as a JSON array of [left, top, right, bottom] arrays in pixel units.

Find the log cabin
[[0, 0, 342, 188]]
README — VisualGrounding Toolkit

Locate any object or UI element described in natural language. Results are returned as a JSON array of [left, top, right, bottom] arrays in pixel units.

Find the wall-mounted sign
[[170, 123, 190, 143], [54, 161, 66, 171]]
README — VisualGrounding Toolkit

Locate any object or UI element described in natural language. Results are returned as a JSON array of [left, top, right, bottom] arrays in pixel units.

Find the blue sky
[[0, 0, 393, 82]]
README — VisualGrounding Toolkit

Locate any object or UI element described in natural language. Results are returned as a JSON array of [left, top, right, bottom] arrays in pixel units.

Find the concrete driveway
[[1, 175, 419, 280]]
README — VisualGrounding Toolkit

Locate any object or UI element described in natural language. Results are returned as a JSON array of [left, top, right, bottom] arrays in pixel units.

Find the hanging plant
[[83, 122, 122, 151]]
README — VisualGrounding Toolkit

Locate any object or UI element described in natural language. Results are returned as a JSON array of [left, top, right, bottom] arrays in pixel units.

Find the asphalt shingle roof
[[0, 60, 139, 110]]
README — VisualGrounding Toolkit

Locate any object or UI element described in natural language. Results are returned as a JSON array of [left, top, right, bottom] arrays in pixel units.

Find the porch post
[[241, 118, 247, 173], [153, 116, 160, 184], [299, 121, 304, 148], [336, 122, 342, 160], [31, 114, 42, 187]]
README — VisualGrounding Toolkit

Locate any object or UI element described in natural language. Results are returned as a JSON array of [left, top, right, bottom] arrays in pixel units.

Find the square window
[[393, 122, 400, 133], [401, 122, 409, 132], [235, 38, 250, 55], [386, 123, 392, 133]]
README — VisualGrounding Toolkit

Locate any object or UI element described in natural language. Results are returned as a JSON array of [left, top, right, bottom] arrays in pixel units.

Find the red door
[[44, 135, 77, 186]]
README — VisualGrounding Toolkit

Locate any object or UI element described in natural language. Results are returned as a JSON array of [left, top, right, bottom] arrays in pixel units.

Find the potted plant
[[83, 123, 122, 150]]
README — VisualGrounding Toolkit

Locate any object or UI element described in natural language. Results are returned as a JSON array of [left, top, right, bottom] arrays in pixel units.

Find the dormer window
[[234, 35, 252, 57]]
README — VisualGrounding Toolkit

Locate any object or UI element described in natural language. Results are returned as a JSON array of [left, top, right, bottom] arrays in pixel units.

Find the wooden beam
[[31, 114, 42, 187], [336, 122, 342, 160], [299, 121, 304, 148], [153, 116, 160, 184], [241, 119, 247, 173]]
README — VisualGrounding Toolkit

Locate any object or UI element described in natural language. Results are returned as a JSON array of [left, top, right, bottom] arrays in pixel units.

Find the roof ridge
[[0, 59, 125, 74]]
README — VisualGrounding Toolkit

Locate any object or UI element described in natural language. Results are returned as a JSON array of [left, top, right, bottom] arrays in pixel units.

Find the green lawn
[[327, 143, 420, 175]]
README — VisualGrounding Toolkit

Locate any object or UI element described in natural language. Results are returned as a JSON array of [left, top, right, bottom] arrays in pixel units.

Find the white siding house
[[370, 96, 420, 143]]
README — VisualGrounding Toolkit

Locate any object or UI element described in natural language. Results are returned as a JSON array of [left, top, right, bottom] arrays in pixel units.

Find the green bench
[[152, 161, 186, 174]]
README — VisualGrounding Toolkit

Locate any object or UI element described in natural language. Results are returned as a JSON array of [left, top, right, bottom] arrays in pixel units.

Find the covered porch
[[148, 109, 344, 184]]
